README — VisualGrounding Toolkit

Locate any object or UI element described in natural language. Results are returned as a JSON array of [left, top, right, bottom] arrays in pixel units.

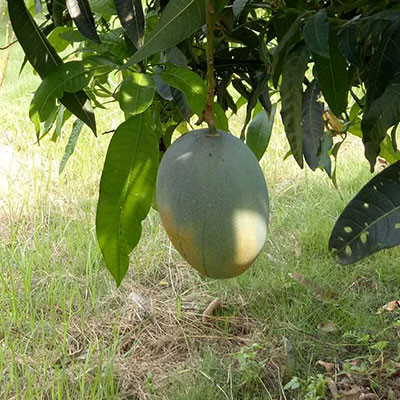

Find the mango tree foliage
[[6, 0, 400, 284]]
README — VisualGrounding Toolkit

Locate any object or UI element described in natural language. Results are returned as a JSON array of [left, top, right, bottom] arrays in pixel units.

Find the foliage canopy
[[5, 0, 400, 284]]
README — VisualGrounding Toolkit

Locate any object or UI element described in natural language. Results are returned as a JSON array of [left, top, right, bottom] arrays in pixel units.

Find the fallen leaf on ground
[[342, 387, 362, 400], [289, 272, 337, 301], [376, 300, 400, 314], [327, 378, 338, 399], [202, 298, 222, 324], [316, 360, 335, 373]]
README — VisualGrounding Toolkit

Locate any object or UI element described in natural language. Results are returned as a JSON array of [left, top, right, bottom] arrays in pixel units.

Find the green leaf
[[7, 0, 96, 134], [329, 160, 400, 264], [232, 0, 249, 17], [114, 0, 145, 49], [362, 78, 400, 171], [271, 11, 307, 88], [59, 118, 84, 174], [379, 134, 400, 165], [124, 0, 206, 67], [213, 102, 229, 132], [337, 17, 360, 67], [89, 0, 116, 15], [302, 79, 324, 170], [52, 105, 72, 142], [96, 111, 159, 286], [303, 9, 329, 58], [365, 19, 400, 110], [314, 28, 348, 117], [53, 0, 66, 26], [8, 0, 62, 79], [66, 0, 100, 43], [30, 61, 94, 124], [160, 64, 206, 117], [319, 131, 333, 177], [246, 103, 276, 161], [241, 71, 270, 138], [118, 73, 155, 115], [48, 27, 75, 52], [280, 42, 310, 168]]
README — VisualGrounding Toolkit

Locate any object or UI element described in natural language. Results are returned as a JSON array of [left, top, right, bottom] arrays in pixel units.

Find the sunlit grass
[[1, 16, 400, 400]]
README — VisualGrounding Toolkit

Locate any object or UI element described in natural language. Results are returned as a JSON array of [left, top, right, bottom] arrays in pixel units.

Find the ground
[[2, 17, 400, 400]]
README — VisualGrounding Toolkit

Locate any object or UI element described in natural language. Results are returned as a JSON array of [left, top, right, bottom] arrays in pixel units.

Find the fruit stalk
[[203, 0, 217, 134]]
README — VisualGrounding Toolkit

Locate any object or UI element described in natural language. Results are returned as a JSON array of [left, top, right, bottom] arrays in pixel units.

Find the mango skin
[[156, 129, 269, 279]]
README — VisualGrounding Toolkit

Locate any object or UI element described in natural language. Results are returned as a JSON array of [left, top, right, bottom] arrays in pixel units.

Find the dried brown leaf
[[202, 298, 222, 325], [316, 360, 335, 373], [376, 300, 400, 314], [342, 387, 362, 400], [289, 272, 337, 301], [327, 378, 339, 399]]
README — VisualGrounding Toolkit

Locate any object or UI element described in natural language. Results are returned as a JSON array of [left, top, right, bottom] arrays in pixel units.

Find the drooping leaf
[[337, 17, 360, 67], [52, 104, 72, 142], [280, 42, 310, 168], [329, 160, 400, 264], [7, 0, 96, 134], [362, 77, 400, 170], [232, 0, 249, 17], [314, 28, 348, 117], [118, 73, 155, 115], [29, 61, 94, 124], [319, 131, 333, 177], [246, 103, 277, 161], [302, 79, 324, 170], [303, 9, 329, 58], [59, 118, 84, 174], [213, 102, 229, 132], [365, 19, 400, 110], [96, 111, 159, 286], [53, 0, 66, 26], [89, 0, 116, 15], [124, 0, 206, 67], [154, 74, 173, 101], [114, 0, 145, 49], [66, 0, 100, 43], [160, 64, 206, 118], [8, 0, 62, 78], [171, 88, 191, 121], [48, 26, 75, 52], [241, 71, 270, 138], [271, 11, 307, 88]]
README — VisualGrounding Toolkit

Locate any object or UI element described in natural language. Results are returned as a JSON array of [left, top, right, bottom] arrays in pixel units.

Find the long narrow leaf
[[124, 0, 206, 67], [66, 0, 100, 43], [114, 0, 145, 49], [302, 79, 324, 170], [96, 111, 159, 286], [246, 103, 276, 161], [303, 9, 329, 57], [362, 78, 400, 170], [59, 118, 84, 174], [8, 0, 96, 133], [337, 17, 360, 67], [314, 28, 348, 117], [365, 19, 400, 110], [330, 160, 400, 264], [53, 0, 66, 26], [280, 42, 310, 168]]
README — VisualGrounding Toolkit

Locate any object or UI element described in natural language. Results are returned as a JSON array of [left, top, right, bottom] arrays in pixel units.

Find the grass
[[1, 16, 400, 400]]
